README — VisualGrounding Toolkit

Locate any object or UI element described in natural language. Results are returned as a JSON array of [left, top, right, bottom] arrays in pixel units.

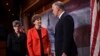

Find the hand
[[48, 54, 52, 56], [47, 48, 51, 55], [62, 52, 67, 56]]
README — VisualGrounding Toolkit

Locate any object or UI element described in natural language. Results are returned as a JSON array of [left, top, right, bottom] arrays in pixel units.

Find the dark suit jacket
[[55, 12, 77, 56], [7, 32, 27, 56]]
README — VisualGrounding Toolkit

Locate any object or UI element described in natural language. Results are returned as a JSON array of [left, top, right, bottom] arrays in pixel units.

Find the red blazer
[[27, 27, 51, 56]]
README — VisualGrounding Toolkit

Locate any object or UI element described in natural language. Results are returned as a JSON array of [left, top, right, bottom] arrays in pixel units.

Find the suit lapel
[[41, 28, 46, 38], [33, 28, 40, 39]]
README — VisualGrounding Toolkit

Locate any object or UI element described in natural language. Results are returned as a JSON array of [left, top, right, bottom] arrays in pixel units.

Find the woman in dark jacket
[[7, 20, 27, 56]]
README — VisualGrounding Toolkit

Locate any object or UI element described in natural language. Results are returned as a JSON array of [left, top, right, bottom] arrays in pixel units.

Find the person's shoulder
[[41, 27, 48, 32], [8, 32, 15, 38], [63, 14, 73, 20], [21, 32, 26, 35], [62, 12, 72, 17], [8, 32, 15, 35], [61, 12, 72, 19], [41, 27, 48, 34], [65, 14, 73, 18], [42, 27, 47, 30], [27, 27, 34, 32]]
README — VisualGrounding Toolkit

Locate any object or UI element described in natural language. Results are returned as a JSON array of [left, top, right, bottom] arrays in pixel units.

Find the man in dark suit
[[52, 1, 77, 56]]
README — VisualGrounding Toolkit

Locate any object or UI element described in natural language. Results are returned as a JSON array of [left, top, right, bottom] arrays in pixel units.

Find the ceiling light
[[8, 9, 11, 11], [6, 3, 9, 5], [12, 14, 14, 16]]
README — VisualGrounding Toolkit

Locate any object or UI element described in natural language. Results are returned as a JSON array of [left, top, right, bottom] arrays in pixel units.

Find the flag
[[90, 0, 100, 56]]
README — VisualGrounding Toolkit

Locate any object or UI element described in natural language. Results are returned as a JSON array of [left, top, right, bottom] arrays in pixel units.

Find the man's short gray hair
[[53, 1, 65, 10]]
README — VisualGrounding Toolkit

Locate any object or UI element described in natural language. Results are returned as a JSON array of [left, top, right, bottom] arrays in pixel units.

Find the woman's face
[[13, 24, 21, 32], [33, 18, 41, 26]]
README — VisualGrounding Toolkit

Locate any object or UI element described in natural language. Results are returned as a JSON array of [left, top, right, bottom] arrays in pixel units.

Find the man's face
[[52, 4, 59, 16]]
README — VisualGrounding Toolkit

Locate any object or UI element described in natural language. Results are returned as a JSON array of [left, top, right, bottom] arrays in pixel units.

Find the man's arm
[[62, 15, 74, 55]]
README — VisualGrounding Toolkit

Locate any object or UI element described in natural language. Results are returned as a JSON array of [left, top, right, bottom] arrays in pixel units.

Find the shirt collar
[[58, 11, 65, 19]]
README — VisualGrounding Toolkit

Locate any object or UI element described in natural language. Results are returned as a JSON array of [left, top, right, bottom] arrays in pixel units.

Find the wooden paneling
[[22, 0, 54, 13], [21, 0, 70, 33], [22, 0, 39, 13], [0, 41, 6, 56]]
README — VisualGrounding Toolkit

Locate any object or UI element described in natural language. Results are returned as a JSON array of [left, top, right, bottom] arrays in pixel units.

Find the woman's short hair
[[31, 14, 41, 23], [12, 20, 21, 27]]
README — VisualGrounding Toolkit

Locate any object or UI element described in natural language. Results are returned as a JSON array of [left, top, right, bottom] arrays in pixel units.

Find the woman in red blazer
[[27, 14, 51, 56]]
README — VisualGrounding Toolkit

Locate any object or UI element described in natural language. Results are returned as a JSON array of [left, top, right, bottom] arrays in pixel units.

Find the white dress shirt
[[58, 11, 65, 19]]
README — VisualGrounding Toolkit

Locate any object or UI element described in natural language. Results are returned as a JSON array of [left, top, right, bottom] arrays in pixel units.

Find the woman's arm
[[27, 30, 34, 56]]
